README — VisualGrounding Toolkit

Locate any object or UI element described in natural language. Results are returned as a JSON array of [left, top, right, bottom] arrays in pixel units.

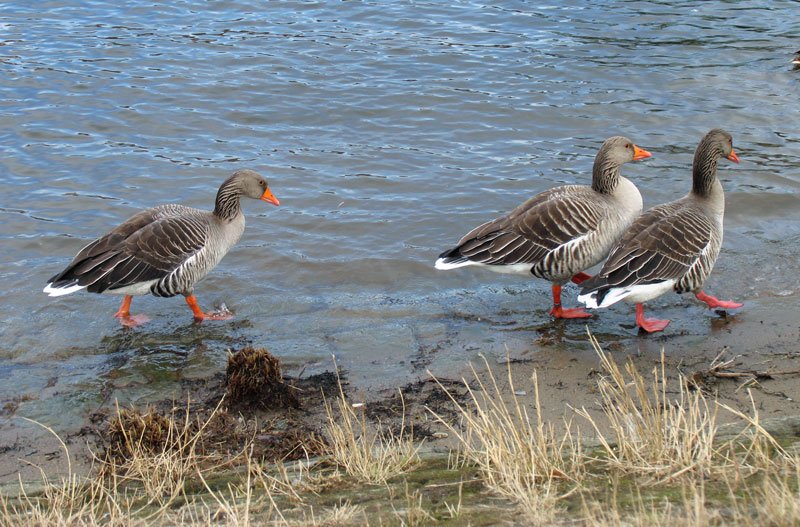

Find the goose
[[43, 169, 280, 326], [435, 136, 652, 319], [578, 129, 742, 333]]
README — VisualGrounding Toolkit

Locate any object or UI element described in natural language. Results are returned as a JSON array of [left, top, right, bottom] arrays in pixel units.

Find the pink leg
[[695, 291, 743, 310], [571, 272, 592, 285], [549, 284, 592, 319], [113, 295, 150, 327], [635, 303, 669, 333], [113, 295, 133, 318], [185, 295, 233, 322]]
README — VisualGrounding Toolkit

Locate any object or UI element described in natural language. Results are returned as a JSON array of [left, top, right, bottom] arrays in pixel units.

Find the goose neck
[[691, 147, 719, 197], [591, 159, 620, 194], [213, 180, 243, 220]]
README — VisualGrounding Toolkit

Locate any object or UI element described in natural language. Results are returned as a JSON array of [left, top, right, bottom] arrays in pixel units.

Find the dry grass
[[429, 356, 582, 524], [574, 332, 720, 482], [391, 484, 436, 527], [428, 331, 800, 525], [443, 479, 464, 520], [740, 457, 800, 525], [322, 371, 420, 485], [0, 369, 421, 525], [301, 501, 367, 527], [579, 478, 720, 527], [579, 463, 800, 527], [573, 332, 796, 487], [718, 392, 795, 477], [4, 334, 800, 525], [0, 418, 143, 526], [100, 397, 229, 505], [0, 401, 289, 527]]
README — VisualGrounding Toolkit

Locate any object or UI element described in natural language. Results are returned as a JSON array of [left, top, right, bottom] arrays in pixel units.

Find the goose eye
[[625, 143, 631, 149]]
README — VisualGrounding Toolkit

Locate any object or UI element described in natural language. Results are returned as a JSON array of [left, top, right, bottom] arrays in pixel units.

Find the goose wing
[[454, 187, 605, 265], [48, 210, 209, 294], [587, 203, 713, 290]]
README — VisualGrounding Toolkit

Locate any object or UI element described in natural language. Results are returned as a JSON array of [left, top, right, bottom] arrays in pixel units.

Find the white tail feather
[[578, 280, 676, 309], [43, 283, 86, 297], [578, 288, 631, 309], [434, 258, 472, 270], [434, 258, 535, 276], [577, 291, 601, 309]]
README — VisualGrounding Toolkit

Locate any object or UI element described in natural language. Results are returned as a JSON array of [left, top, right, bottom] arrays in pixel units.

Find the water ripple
[[0, 0, 798, 429]]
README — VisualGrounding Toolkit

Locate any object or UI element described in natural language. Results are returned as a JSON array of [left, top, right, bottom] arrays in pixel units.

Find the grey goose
[[578, 129, 742, 333], [435, 136, 652, 319], [44, 169, 280, 326]]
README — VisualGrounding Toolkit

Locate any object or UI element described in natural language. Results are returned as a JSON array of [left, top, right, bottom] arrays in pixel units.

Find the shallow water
[[1, 1, 799, 441]]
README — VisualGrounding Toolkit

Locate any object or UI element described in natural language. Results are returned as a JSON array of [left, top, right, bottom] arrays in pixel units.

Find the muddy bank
[[1, 291, 799, 491], [471, 293, 800, 431], [0, 347, 469, 491]]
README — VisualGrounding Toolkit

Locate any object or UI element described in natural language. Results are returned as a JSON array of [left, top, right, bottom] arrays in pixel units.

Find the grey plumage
[[578, 129, 741, 327], [435, 136, 651, 318], [44, 169, 279, 307], [436, 136, 650, 282]]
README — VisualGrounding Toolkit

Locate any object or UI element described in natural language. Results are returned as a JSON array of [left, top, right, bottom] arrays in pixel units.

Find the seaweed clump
[[226, 346, 299, 410]]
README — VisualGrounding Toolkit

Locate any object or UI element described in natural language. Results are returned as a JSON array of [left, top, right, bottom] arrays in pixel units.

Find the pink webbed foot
[[637, 317, 670, 333], [195, 311, 233, 322], [113, 295, 150, 327], [635, 303, 670, 333], [185, 295, 233, 323], [549, 284, 593, 319], [695, 291, 743, 310], [550, 305, 593, 319], [117, 314, 151, 328]]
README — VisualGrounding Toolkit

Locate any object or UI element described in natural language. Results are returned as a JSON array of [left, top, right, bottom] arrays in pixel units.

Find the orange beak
[[260, 187, 280, 206], [727, 149, 740, 164], [632, 145, 652, 161]]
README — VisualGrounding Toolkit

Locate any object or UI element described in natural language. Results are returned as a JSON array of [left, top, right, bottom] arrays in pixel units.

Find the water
[[1, 1, 799, 441]]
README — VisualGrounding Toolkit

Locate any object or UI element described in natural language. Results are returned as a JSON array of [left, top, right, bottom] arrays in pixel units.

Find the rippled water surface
[[1, 1, 799, 436]]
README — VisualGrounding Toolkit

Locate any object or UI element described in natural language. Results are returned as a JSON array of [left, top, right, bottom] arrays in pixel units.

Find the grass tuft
[[322, 368, 420, 484], [99, 397, 227, 504], [429, 356, 581, 524], [574, 331, 719, 482]]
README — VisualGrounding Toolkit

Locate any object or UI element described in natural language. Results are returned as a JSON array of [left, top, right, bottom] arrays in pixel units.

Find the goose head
[[599, 136, 652, 165], [700, 129, 739, 164], [231, 169, 280, 206]]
